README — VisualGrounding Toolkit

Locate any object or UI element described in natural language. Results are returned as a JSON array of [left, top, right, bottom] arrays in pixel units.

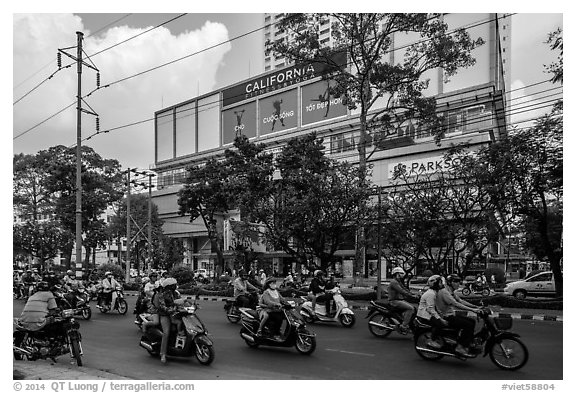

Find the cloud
[[13, 14, 231, 170]]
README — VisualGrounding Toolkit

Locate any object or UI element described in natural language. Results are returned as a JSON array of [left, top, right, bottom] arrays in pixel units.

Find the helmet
[[105, 271, 112, 276], [238, 269, 248, 278], [66, 270, 74, 276], [314, 270, 324, 277], [427, 275, 443, 289], [36, 281, 49, 291], [142, 277, 150, 284], [32, 268, 39, 273], [446, 273, 462, 284], [162, 277, 177, 287], [391, 267, 405, 276]]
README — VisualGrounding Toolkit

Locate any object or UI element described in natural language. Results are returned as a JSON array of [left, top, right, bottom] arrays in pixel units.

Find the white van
[[503, 271, 557, 299]]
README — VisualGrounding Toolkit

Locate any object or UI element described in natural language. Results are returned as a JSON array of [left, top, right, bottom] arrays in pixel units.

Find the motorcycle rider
[[100, 271, 122, 308], [145, 272, 159, 295], [233, 270, 259, 308], [62, 269, 84, 308], [134, 277, 151, 315], [22, 269, 35, 296], [257, 277, 286, 337], [18, 281, 59, 331], [388, 267, 419, 334], [437, 274, 481, 357], [416, 275, 448, 349], [309, 270, 332, 317], [154, 277, 184, 364]]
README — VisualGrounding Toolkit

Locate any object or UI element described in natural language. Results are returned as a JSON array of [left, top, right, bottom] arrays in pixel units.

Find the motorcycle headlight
[[62, 309, 74, 318]]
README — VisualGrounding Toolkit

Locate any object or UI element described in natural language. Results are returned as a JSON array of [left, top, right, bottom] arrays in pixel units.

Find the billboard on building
[[222, 101, 257, 145], [301, 79, 347, 126], [258, 89, 298, 136]]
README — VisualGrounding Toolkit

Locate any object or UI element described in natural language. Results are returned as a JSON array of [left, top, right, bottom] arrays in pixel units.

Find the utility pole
[[58, 31, 99, 275], [75, 31, 83, 274], [147, 173, 153, 275], [126, 169, 131, 283], [376, 186, 382, 300]]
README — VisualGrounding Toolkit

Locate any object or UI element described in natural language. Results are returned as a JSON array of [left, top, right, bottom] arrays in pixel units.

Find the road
[[13, 296, 563, 380]]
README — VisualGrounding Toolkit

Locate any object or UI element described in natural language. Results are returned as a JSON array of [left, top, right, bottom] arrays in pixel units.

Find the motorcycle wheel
[[13, 332, 28, 360], [489, 337, 529, 371], [117, 299, 128, 315], [70, 338, 83, 366], [368, 313, 394, 338], [339, 313, 356, 328], [81, 307, 92, 320], [295, 329, 316, 355], [414, 331, 444, 361], [461, 287, 471, 296], [195, 342, 215, 365], [482, 288, 491, 296]]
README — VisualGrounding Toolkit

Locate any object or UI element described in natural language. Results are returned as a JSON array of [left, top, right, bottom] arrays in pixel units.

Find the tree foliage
[[267, 13, 484, 274]]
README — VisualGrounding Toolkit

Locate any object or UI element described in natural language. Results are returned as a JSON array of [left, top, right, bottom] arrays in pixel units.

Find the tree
[[13, 153, 54, 221], [42, 145, 125, 269], [229, 133, 368, 269], [267, 13, 484, 275], [178, 157, 234, 277], [13, 221, 66, 268]]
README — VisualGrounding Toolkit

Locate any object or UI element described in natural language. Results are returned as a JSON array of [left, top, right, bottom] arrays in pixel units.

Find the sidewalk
[[14, 359, 130, 380]]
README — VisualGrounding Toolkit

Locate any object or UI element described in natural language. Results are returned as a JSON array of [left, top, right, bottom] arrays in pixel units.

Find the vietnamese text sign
[[301, 80, 347, 126], [258, 89, 298, 136], [222, 102, 257, 145]]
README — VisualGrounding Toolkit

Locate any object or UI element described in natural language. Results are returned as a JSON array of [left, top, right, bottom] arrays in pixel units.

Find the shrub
[[484, 267, 506, 284], [169, 266, 195, 285], [421, 269, 434, 278], [96, 264, 125, 280]]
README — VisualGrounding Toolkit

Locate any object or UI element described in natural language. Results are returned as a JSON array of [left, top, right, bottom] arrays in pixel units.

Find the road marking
[[325, 348, 375, 357]]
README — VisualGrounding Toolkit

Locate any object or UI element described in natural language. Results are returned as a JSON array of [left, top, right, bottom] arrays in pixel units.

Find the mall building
[[150, 13, 511, 276]]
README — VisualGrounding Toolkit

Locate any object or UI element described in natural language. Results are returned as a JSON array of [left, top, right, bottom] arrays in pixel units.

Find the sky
[[10, 8, 564, 173]]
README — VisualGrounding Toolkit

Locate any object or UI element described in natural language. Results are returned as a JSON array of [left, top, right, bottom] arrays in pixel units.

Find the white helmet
[[427, 275, 442, 288], [162, 277, 177, 287], [391, 267, 405, 276], [141, 277, 150, 284]]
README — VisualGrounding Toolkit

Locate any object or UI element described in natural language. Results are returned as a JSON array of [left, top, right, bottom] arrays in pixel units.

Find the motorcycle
[[224, 292, 259, 324], [13, 308, 84, 366], [97, 288, 128, 314], [239, 302, 316, 355], [462, 282, 491, 297], [366, 299, 418, 338], [85, 281, 101, 301], [139, 299, 215, 365], [299, 286, 356, 327], [413, 307, 529, 371], [53, 285, 92, 321]]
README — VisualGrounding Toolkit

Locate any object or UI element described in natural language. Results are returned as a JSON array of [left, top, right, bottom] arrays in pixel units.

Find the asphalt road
[[12, 296, 563, 380]]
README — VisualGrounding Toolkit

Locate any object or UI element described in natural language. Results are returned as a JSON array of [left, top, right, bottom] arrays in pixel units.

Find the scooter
[[299, 286, 355, 327], [96, 288, 128, 315], [52, 285, 92, 321], [224, 292, 258, 324], [413, 307, 529, 371], [139, 298, 215, 365], [239, 302, 316, 355], [461, 282, 491, 296], [366, 299, 418, 338]]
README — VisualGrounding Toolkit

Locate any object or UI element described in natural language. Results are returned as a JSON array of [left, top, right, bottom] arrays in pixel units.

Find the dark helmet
[[238, 269, 248, 278], [36, 281, 50, 291], [446, 274, 462, 284]]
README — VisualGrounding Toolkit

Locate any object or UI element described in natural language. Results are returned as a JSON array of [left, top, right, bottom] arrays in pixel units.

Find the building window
[[265, 65, 271, 71], [320, 37, 330, 45], [330, 133, 356, 154], [265, 16, 271, 22], [320, 28, 330, 36]]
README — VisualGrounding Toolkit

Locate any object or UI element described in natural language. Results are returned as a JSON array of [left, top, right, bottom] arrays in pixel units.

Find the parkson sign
[[222, 52, 346, 107]]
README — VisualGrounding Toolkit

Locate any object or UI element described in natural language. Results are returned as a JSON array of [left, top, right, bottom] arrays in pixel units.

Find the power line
[[13, 13, 532, 143], [13, 14, 187, 107]]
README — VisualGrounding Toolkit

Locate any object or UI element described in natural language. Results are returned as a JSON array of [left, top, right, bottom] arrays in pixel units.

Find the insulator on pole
[[57, 52, 62, 68], [96, 117, 100, 131], [96, 72, 100, 88]]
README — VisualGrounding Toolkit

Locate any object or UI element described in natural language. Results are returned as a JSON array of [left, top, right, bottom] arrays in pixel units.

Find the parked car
[[194, 269, 209, 279], [503, 271, 558, 299]]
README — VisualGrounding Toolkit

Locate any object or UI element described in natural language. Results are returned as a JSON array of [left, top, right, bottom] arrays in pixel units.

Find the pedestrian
[[260, 269, 267, 286]]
